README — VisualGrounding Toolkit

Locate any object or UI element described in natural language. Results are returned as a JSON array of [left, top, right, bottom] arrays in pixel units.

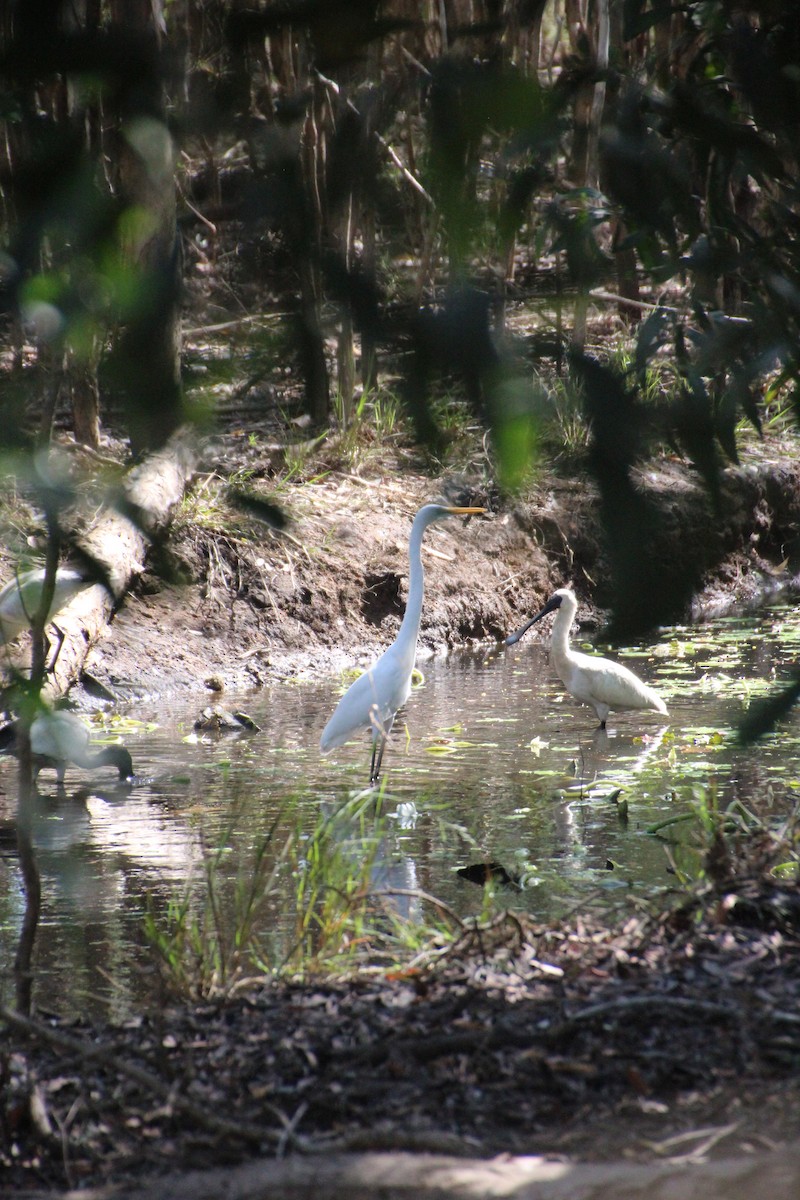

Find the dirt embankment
[[79, 440, 800, 704]]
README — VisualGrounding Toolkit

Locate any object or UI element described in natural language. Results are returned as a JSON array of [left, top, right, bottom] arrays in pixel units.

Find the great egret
[[321, 503, 484, 784], [0, 565, 90, 645], [0, 709, 134, 783], [506, 587, 667, 729]]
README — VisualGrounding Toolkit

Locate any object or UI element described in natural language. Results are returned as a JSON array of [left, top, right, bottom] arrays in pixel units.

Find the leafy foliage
[[3, 2, 800, 728]]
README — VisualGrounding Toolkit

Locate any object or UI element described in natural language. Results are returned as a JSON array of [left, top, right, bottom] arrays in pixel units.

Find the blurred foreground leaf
[[227, 488, 287, 531], [738, 675, 800, 746]]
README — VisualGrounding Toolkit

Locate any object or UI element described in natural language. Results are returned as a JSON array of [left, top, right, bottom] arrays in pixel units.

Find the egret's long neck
[[77, 746, 132, 779], [550, 603, 576, 667], [396, 513, 428, 667]]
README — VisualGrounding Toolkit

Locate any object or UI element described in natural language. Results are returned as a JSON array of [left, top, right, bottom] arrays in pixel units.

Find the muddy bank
[[78, 440, 800, 704]]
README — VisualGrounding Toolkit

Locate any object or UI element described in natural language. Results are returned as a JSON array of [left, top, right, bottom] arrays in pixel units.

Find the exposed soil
[[77, 430, 800, 706]]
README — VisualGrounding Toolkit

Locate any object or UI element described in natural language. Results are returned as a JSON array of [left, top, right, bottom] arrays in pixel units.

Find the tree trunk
[[570, 0, 609, 350], [586, 0, 609, 191], [13, 799, 40, 1016], [360, 201, 377, 391], [604, 3, 641, 322], [298, 77, 331, 427], [64, 0, 103, 448], [108, 0, 183, 456], [69, 349, 102, 449], [337, 304, 356, 423]]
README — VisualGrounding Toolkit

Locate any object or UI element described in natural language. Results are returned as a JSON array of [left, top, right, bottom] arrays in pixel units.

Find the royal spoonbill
[[0, 709, 134, 783], [321, 502, 484, 784], [506, 587, 667, 729], [0, 565, 90, 644]]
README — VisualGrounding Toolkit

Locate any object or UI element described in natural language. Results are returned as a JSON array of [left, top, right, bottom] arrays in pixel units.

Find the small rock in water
[[457, 861, 522, 890], [232, 709, 260, 731], [194, 706, 260, 733]]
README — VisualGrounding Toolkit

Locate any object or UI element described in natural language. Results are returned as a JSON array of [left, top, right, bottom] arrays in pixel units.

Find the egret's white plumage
[[0, 709, 134, 783], [321, 503, 484, 783], [0, 566, 90, 644], [506, 587, 667, 729]]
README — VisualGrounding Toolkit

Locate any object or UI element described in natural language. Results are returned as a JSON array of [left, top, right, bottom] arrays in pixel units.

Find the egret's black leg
[[46, 623, 65, 673], [370, 736, 387, 785]]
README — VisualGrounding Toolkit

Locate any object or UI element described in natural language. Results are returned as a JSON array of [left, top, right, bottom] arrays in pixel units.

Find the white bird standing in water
[[0, 565, 90, 645], [506, 587, 667, 729], [0, 709, 134, 783], [321, 502, 484, 784]]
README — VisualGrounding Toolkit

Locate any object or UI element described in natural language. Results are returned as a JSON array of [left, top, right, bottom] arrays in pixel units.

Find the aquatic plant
[[143, 788, 462, 998]]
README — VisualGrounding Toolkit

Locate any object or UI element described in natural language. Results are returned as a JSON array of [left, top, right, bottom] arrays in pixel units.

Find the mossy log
[[39, 433, 197, 700]]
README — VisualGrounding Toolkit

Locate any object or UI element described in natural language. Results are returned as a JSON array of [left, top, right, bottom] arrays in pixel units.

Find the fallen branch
[[9, 1144, 800, 1200], [561, 993, 740, 1028], [41, 431, 199, 699]]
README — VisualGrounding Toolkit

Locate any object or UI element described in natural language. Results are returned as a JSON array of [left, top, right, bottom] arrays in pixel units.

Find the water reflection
[[2, 600, 800, 1018]]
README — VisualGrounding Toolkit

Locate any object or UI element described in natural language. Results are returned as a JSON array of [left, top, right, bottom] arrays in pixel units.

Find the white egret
[[321, 502, 484, 784], [0, 565, 91, 645], [506, 587, 667, 729], [0, 709, 134, 783]]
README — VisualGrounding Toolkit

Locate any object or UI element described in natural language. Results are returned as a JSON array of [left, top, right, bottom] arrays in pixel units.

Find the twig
[[399, 44, 432, 78], [314, 69, 434, 206], [177, 179, 218, 235], [55, 439, 128, 471], [563, 994, 740, 1028], [275, 1100, 309, 1159], [587, 289, 681, 314], [313, 1127, 481, 1156], [646, 1121, 741, 1161], [373, 129, 434, 204], [333, 991, 740, 1068], [331, 470, 378, 487], [423, 545, 455, 562], [183, 312, 288, 339], [369, 886, 465, 927]]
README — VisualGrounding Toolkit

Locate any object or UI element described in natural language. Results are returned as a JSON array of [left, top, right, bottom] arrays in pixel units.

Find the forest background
[[5, 2, 800, 1194], [4, 0, 800, 651]]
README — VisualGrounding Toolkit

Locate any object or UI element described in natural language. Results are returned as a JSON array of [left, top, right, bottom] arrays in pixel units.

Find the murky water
[[2, 600, 800, 1019]]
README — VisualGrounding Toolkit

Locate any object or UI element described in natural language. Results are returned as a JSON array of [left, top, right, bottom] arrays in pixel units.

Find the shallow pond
[[2, 599, 800, 1019]]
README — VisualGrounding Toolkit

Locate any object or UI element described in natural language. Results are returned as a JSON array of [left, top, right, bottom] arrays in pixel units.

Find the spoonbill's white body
[[506, 587, 667, 729], [321, 503, 484, 784], [0, 565, 90, 644], [0, 709, 134, 783]]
